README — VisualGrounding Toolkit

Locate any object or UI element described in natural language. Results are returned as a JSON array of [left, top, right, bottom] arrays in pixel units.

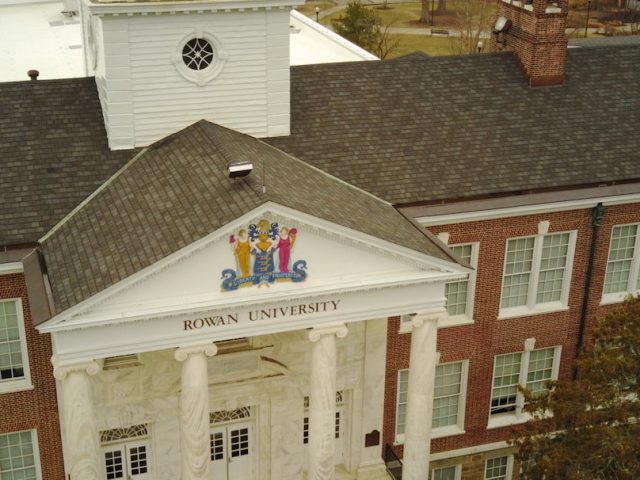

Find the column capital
[[52, 357, 103, 380], [308, 323, 348, 342], [174, 342, 217, 362], [412, 308, 447, 328]]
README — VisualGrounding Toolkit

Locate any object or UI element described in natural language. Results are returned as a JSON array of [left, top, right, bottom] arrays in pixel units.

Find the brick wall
[[383, 203, 640, 463], [491, 0, 568, 86], [0, 272, 65, 480]]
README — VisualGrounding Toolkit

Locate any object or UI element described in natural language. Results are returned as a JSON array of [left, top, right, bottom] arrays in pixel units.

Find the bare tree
[[374, 22, 401, 58], [449, 0, 493, 54]]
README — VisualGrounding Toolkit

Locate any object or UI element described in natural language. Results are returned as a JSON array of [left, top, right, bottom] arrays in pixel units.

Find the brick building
[[1, 253, 66, 479], [0, 0, 639, 479]]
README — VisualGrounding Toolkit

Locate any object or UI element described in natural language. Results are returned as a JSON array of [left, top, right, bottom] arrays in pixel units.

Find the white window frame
[[0, 429, 43, 480], [487, 343, 561, 429], [399, 242, 478, 333], [0, 297, 33, 394], [498, 230, 577, 319], [395, 360, 468, 443], [443, 243, 479, 328], [483, 455, 513, 480], [601, 222, 640, 305], [432, 463, 462, 480]]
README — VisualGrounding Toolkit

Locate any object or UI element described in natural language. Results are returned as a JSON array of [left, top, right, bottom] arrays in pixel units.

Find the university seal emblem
[[221, 219, 308, 291]]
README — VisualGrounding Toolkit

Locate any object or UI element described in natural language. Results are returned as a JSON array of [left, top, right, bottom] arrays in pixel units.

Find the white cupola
[[80, 0, 302, 150]]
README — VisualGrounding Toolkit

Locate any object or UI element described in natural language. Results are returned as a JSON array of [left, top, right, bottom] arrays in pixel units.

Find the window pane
[[491, 353, 521, 414], [485, 456, 509, 480], [433, 362, 463, 428], [604, 225, 637, 294], [526, 348, 555, 396], [445, 244, 473, 316], [0, 301, 24, 382], [396, 370, 409, 435], [433, 465, 458, 480], [501, 238, 534, 308], [537, 233, 570, 304], [0, 431, 37, 480]]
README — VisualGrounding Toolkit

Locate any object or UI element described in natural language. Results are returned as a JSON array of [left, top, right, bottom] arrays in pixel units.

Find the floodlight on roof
[[494, 16, 512, 33], [227, 161, 253, 178]]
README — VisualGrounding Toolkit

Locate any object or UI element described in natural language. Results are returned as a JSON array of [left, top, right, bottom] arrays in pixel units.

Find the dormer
[[491, 0, 569, 87], [79, 0, 302, 150]]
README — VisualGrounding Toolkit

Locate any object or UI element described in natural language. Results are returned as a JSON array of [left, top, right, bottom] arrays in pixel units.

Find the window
[[445, 243, 478, 323], [303, 392, 344, 444], [602, 224, 640, 302], [0, 430, 41, 480], [396, 361, 467, 441], [432, 464, 461, 480], [500, 231, 576, 317], [484, 456, 512, 480], [0, 299, 31, 393], [490, 346, 560, 425], [174, 31, 227, 85], [182, 38, 214, 70], [399, 242, 478, 333]]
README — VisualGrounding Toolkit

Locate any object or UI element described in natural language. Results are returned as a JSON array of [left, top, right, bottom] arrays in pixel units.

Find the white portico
[[33, 120, 468, 480], [40, 204, 464, 480]]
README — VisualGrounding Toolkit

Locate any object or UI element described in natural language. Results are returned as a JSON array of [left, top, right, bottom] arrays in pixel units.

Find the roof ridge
[[255, 134, 393, 207]]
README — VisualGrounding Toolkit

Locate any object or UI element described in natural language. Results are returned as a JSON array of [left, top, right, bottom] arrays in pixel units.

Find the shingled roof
[[0, 77, 136, 247], [267, 45, 640, 205], [40, 120, 455, 313]]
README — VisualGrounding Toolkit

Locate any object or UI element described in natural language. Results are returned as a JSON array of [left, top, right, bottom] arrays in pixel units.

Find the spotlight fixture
[[227, 161, 253, 178], [494, 16, 512, 33]]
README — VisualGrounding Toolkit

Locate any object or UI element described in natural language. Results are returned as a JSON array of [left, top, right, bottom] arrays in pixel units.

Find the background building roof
[[267, 46, 640, 205]]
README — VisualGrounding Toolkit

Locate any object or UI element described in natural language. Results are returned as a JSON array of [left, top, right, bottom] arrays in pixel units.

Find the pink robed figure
[[277, 227, 297, 272]]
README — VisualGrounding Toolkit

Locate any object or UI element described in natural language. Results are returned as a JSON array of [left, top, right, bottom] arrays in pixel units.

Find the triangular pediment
[[41, 203, 465, 331]]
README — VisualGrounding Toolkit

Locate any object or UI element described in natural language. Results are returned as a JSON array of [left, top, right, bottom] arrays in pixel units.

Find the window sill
[[393, 426, 465, 445], [439, 315, 474, 329], [601, 291, 638, 306], [399, 316, 473, 333], [487, 412, 531, 430], [0, 378, 34, 395], [498, 303, 569, 320]]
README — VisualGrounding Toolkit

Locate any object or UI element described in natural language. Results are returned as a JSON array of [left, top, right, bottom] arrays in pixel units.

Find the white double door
[[102, 441, 151, 480], [210, 421, 254, 480]]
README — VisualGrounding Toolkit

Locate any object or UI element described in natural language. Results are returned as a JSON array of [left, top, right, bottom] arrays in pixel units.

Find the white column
[[307, 324, 348, 480], [53, 359, 102, 480], [402, 310, 443, 480], [175, 343, 218, 480]]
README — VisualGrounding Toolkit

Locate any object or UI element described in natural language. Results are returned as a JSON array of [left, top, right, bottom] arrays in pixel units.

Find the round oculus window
[[182, 38, 214, 71]]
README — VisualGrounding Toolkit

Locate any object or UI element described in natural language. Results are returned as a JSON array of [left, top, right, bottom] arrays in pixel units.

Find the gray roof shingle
[[267, 46, 640, 205], [41, 121, 454, 312], [0, 77, 136, 246]]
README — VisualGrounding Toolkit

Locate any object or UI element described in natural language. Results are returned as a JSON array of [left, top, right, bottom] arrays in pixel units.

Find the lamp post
[[315, 6, 320, 22], [584, 0, 591, 38]]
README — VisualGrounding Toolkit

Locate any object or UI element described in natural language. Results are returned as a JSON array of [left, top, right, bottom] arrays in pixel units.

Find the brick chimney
[[491, 0, 569, 87]]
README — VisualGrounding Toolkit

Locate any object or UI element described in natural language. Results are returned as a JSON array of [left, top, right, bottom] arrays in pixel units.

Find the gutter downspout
[[573, 202, 605, 379]]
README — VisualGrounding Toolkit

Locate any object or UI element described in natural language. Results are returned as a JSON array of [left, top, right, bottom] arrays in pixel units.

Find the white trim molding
[[416, 189, 640, 226], [0, 262, 23, 275], [498, 230, 577, 319], [601, 222, 640, 305], [0, 298, 33, 394]]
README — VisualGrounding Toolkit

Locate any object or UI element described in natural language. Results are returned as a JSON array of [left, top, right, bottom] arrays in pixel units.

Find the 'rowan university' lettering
[[183, 300, 340, 331], [249, 300, 340, 321]]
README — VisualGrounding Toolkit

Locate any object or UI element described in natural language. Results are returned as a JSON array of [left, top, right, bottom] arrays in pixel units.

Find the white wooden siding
[[95, 9, 291, 149]]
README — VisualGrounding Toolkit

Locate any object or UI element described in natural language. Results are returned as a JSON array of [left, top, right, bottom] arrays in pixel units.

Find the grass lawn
[[296, 0, 335, 17], [386, 33, 455, 57]]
